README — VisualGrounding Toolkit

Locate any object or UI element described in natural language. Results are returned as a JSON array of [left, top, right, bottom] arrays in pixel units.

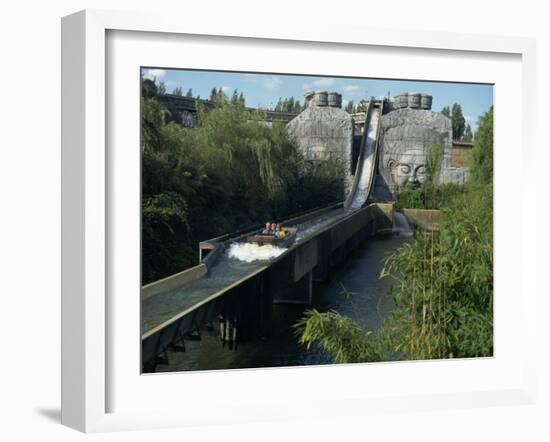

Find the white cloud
[[143, 69, 166, 81], [263, 76, 283, 89], [221, 86, 234, 95], [302, 78, 336, 92], [244, 74, 283, 89], [311, 78, 336, 88], [343, 84, 362, 93]]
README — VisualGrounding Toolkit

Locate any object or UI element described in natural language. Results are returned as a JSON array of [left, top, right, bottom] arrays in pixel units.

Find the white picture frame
[[61, 9, 537, 433]]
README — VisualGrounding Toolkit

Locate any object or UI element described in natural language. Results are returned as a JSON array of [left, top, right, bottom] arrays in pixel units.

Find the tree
[[274, 97, 302, 113], [230, 89, 240, 105], [173, 87, 183, 96], [209, 87, 226, 106], [441, 106, 450, 118], [209, 87, 218, 102], [451, 103, 466, 140], [157, 81, 166, 95], [345, 100, 355, 113], [142, 192, 193, 283], [463, 124, 473, 142], [141, 78, 158, 99], [141, 98, 165, 151], [471, 106, 493, 185], [185, 88, 193, 97]]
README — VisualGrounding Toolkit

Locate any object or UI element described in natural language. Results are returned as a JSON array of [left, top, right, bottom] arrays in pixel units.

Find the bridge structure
[[141, 98, 392, 371], [156, 93, 299, 126]]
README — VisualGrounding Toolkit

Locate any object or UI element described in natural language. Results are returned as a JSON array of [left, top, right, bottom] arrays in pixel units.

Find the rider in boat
[[275, 224, 286, 238], [262, 222, 272, 235]]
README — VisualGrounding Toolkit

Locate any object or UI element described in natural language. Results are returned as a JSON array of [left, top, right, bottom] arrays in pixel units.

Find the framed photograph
[[61, 9, 537, 432]]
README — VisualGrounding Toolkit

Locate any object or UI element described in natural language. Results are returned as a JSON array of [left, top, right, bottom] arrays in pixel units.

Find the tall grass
[[295, 108, 494, 362]]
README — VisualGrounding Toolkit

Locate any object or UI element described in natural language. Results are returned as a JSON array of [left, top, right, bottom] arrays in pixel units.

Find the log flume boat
[[246, 227, 298, 248]]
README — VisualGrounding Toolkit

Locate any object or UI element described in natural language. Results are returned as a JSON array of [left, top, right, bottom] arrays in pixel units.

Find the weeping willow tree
[[141, 95, 344, 283], [295, 107, 494, 362]]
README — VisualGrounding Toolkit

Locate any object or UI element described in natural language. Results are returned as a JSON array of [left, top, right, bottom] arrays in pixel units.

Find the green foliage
[[274, 97, 303, 113], [141, 78, 158, 99], [296, 108, 494, 363], [157, 81, 166, 95], [287, 155, 346, 213], [297, 183, 493, 362], [381, 184, 493, 359], [451, 103, 466, 140], [471, 107, 493, 186], [209, 87, 228, 106], [141, 97, 343, 283], [141, 98, 165, 152], [426, 142, 442, 184], [463, 124, 473, 142], [294, 309, 374, 363], [142, 192, 194, 283], [345, 100, 355, 113], [441, 104, 467, 140], [394, 182, 463, 210], [228, 89, 246, 106]]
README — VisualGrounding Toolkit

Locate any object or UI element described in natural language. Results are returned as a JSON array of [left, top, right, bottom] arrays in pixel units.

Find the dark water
[[153, 235, 407, 373]]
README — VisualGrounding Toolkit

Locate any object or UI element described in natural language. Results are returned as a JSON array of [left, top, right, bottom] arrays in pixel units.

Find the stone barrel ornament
[[327, 92, 342, 108], [407, 92, 421, 109], [394, 92, 408, 109], [314, 91, 328, 106], [420, 94, 433, 110]]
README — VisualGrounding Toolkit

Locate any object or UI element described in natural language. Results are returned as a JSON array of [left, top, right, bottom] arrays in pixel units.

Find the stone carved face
[[387, 147, 428, 190]]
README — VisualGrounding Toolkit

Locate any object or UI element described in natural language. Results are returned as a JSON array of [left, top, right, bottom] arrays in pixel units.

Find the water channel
[[151, 233, 409, 373]]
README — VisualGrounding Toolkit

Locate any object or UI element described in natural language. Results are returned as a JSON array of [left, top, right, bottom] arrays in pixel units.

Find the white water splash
[[227, 242, 287, 263]]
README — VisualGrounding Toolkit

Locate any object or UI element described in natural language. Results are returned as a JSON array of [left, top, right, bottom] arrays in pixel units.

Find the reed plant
[[296, 108, 494, 362]]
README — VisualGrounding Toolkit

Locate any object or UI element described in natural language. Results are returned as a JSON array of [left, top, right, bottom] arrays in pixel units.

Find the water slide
[[344, 98, 384, 211]]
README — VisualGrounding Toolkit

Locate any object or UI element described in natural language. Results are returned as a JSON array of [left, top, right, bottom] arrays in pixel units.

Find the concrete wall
[[402, 208, 441, 231], [271, 202, 394, 303], [289, 204, 382, 282], [141, 264, 207, 301], [451, 143, 473, 167]]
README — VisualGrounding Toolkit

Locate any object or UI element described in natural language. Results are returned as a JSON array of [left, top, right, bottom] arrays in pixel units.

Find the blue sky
[[142, 68, 493, 131]]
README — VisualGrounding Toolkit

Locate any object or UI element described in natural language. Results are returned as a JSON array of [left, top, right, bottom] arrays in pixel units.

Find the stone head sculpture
[[386, 147, 429, 190], [378, 102, 451, 198]]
